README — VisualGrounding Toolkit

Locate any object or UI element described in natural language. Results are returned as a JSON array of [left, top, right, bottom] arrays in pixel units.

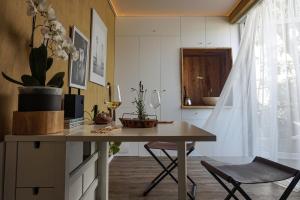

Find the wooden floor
[[109, 156, 300, 200]]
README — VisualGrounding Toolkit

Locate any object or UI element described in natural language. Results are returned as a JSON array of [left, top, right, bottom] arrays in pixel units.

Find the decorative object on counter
[[105, 82, 122, 121], [2, 0, 78, 135], [201, 97, 219, 106], [90, 8, 107, 86], [69, 26, 89, 89], [64, 117, 85, 129], [64, 93, 84, 119], [91, 125, 121, 134], [183, 86, 192, 106], [94, 111, 112, 124], [119, 82, 158, 128], [157, 121, 174, 124]]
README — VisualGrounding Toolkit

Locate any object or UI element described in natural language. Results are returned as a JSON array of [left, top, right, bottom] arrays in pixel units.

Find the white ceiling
[[110, 0, 241, 17]]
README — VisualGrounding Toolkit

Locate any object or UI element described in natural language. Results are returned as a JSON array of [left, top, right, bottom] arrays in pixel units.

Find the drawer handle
[[33, 141, 40, 149], [32, 187, 39, 195]]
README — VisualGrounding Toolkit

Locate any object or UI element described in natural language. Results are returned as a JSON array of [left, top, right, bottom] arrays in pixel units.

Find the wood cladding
[[181, 48, 232, 106], [229, 0, 260, 23], [0, 0, 115, 138]]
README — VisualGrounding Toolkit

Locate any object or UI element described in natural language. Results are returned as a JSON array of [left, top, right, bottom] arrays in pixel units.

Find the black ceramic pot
[[18, 87, 63, 112]]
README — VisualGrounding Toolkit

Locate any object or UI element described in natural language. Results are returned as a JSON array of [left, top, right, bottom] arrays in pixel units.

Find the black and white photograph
[[69, 26, 89, 90], [90, 8, 107, 86]]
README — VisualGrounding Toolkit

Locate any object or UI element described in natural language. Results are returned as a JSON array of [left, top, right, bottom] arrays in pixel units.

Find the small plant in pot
[[119, 81, 158, 128], [2, 0, 78, 111]]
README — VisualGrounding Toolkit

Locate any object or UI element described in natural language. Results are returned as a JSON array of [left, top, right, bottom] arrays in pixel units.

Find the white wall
[[115, 16, 240, 156]]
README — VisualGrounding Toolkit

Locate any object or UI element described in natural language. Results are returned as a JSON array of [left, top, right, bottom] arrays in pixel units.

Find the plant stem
[[30, 16, 36, 48]]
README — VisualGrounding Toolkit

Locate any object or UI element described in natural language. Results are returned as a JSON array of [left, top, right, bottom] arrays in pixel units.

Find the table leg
[[97, 142, 109, 200], [177, 141, 187, 200]]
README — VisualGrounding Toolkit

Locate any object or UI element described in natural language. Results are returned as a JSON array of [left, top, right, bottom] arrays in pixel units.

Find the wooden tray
[[12, 111, 64, 135], [119, 118, 157, 128]]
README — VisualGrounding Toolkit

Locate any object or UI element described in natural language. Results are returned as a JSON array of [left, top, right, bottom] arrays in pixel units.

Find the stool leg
[[279, 172, 300, 200]]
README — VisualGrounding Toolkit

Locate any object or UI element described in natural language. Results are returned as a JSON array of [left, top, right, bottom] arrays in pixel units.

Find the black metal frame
[[205, 168, 300, 200], [143, 144, 197, 200]]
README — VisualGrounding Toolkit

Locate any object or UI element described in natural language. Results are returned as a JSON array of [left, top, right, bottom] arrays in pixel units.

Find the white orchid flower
[[55, 49, 68, 60], [47, 5, 56, 20], [26, 0, 38, 16]]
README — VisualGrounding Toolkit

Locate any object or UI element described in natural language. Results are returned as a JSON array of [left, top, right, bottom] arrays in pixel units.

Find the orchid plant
[[2, 0, 78, 88]]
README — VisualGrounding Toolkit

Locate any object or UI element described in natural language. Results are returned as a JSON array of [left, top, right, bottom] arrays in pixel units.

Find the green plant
[[109, 142, 121, 155], [2, 0, 78, 88], [131, 81, 147, 120]]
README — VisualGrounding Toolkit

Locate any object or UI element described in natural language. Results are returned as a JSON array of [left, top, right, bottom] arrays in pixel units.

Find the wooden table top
[[5, 121, 216, 142], [65, 121, 216, 142]]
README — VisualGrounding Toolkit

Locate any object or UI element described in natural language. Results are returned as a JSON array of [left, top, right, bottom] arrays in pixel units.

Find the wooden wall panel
[[0, 0, 115, 138]]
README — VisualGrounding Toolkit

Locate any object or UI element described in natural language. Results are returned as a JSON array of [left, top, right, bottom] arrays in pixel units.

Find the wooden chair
[[201, 157, 300, 200], [143, 141, 197, 200]]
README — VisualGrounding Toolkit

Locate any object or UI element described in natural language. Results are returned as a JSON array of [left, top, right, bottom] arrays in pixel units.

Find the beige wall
[[0, 0, 115, 138]]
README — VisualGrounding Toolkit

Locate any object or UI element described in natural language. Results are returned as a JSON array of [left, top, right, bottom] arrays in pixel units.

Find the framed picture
[[90, 8, 107, 86], [69, 26, 89, 90]]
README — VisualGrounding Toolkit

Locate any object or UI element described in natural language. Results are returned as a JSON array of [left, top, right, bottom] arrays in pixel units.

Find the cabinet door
[[139, 37, 161, 157], [160, 36, 181, 121], [115, 36, 140, 156], [205, 17, 230, 48], [116, 17, 180, 36], [115, 36, 139, 109], [139, 36, 161, 118], [180, 17, 205, 47]]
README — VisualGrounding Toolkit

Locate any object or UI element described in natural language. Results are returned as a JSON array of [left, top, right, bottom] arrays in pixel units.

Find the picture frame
[[69, 26, 89, 90], [89, 8, 108, 86]]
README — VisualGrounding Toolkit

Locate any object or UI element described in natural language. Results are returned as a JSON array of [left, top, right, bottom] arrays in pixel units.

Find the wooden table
[[66, 121, 216, 200]]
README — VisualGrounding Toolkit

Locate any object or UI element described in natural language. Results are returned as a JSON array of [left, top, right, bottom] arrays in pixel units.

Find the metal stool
[[201, 157, 300, 200], [143, 141, 197, 200]]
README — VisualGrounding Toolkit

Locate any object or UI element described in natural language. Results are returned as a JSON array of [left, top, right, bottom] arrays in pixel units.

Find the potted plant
[[2, 0, 78, 111], [119, 81, 158, 128]]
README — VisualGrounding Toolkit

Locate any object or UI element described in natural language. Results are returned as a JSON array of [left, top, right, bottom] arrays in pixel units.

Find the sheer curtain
[[203, 0, 300, 163]]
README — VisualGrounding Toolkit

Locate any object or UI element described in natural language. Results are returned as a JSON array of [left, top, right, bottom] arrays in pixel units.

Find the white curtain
[[203, 0, 300, 162]]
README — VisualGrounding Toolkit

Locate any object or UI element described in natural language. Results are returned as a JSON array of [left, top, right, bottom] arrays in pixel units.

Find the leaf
[[2, 72, 24, 86], [21, 75, 41, 86], [29, 44, 48, 85], [47, 72, 65, 88], [46, 57, 53, 71]]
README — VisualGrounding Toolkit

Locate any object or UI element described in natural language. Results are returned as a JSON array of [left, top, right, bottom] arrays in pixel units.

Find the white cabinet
[[115, 16, 240, 157], [205, 17, 231, 47], [139, 36, 161, 118], [160, 36, 182, 121], [180, 17, 235, 49], [180, 17, 205, 47], [116, 17, 180, 36], [115, 36, 139, 109]]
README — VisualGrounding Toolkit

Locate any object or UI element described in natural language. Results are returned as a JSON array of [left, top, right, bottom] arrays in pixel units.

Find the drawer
[[17, 142, 58, 187], [16, 187, 55, 200], [181, 109, 212, 120], [69, 174, 83, 200], [83, 142, 97, 158], [83, 161, 97, 192], [67, 142, 83, 172]]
